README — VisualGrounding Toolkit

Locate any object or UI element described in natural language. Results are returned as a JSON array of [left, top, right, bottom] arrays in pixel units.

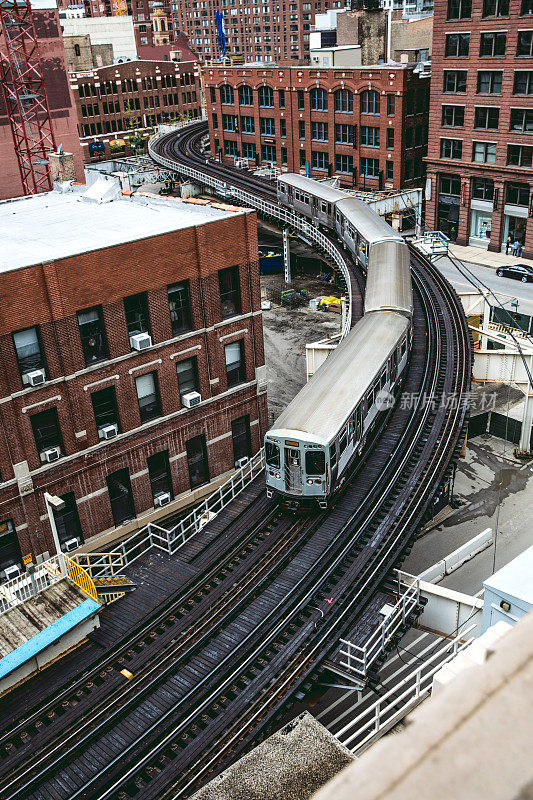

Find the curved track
[[0, 123, 472, 800]]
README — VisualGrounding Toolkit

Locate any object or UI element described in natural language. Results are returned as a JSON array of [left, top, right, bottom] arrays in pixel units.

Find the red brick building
[[425, 0, 533, 258], [204, 63, 430, 190], [69, 59, 202, 162], [0, 0, 84, 200], [0, 187, 267, 575]]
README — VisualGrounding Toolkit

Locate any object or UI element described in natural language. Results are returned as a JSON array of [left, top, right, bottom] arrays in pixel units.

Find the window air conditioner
[[41, 446, 61, 463], [235, 456, 249, 469], [24, 368, 46, 386], [4, 564, 21, 581], [154, 491, 172, 507], [182, 391, 201, 408], [99, 423, 119, 440], [129, 332, 152, 350], [63, 538, 79, 552]]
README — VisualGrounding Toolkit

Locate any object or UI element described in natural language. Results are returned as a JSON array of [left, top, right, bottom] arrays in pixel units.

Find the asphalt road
[[434, 256, 533, 318]]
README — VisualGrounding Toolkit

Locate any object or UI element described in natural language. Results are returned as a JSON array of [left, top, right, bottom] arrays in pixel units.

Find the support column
[[283, 228, 291, 284]]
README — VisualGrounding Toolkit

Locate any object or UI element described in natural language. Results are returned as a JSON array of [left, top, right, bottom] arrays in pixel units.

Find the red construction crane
[[0, 0, 56, 195]]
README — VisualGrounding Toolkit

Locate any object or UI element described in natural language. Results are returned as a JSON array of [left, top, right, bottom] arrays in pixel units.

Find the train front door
[[285, 447, 302, 494]]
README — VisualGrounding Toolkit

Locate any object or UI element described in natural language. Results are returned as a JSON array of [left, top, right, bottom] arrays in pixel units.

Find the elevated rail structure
[[0, 122, 472, 800]]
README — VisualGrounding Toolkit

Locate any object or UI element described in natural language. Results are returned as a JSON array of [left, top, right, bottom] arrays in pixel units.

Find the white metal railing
[[335, 624, 477, 754], [148, 130, 353, 337], [113, 449, 266, 568], [0, 555, 64, 616], [338, 571, 421, 678]]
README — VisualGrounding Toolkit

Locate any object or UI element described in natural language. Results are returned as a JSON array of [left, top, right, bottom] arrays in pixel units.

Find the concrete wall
[[336, 11, 386, 65], [63, 35, 114, 71], [60, 16, 138, 62], [391, 15, 433, 61]]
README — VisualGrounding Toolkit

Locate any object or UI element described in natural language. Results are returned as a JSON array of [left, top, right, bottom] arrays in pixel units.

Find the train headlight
[[275, 473, 281, 479], [307, 479, 313, 485]]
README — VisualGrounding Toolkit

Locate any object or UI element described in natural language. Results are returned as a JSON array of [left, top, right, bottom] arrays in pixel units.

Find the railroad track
[[0, 124, 471, 800]]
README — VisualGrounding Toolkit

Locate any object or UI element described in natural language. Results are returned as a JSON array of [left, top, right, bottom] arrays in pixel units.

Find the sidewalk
[[448, 243, 531, 270]]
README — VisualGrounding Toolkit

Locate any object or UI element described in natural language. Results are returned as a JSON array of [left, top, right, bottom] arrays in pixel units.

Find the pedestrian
[[506, 235, 512, 255], [513, 240, 522, 257]]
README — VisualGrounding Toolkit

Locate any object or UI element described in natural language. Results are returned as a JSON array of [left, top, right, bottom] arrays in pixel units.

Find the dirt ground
[[261, 272, 344, 423]]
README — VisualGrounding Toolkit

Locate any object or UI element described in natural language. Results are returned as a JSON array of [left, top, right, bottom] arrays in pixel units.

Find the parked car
[[496, 264, 533, 283]]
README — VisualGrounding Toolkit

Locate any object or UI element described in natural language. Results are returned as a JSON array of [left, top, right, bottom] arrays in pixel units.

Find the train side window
[[339, 430, 348, 453], [330, 444, 337, 468], [306, 450, 325, 475], [266, 442, 280, 469], [321, 201, 327, 212], [366, 389, 374, 409], [401, 338, 407, 357]]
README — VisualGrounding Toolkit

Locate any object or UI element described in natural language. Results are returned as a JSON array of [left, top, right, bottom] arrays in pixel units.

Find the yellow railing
[[72, 552, 123, 579], [65, 556, 99, 603]]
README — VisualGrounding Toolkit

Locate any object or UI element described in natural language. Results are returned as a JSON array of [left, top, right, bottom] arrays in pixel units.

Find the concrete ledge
[[419, 528, 493, 583]]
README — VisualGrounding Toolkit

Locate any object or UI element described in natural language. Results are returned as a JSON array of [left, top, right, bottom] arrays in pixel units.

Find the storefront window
[[504, 215, 527, 248], [470, 209, 492, 242]]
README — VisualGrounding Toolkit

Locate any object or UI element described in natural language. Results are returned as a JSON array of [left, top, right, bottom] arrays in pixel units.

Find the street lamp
[[43, 492, 65, 558]]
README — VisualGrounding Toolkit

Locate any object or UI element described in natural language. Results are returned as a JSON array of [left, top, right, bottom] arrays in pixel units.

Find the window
[[474, 106, 500, 129], [224, 139, 238, 156], [440, 138, 463, 158], [106, 468, 135, 526], [387, 94, 395, 116], [210, 87, 216, 103], [507, 144, 533, 167], [300, 150, 307, 167], [280, 119, 286, 137], [52, 492, 84, 550], [219, 266, 241, 319], [238, 84, 253, 105], [312, 151, 328, 170], [167, 282, 192, 336], [386, 161, 394, 179], [135, 372, 161, 423], [472, 177, 494, 200], [360, 90, 379, 115], [517, 30, 533, 56], [334, 88, 353, 112], [483, 0, 508, 15], [514, 71, 533, 95], [258, 85, 274, 106], [478, 71, 502, 94], [124, 292, 150, 338], [30, 407, 63, 459], [186, 434, 209, 489], [305, 449, 325, 475], [299, 120, 305, 139], [13, 326, 46, 378], [310, 87, 327, 111], [361, 126, 380, 147], [261, 144, 276, 162], [440, 174, 461, 196], [335, 154, 353, 174], [311, 121, 328, 140], [386, 128, 395, 147], [448, 0, 471, 18], [522, 0, 533, 14], [223, 113, 237, 131], [442, 105, 465, 127], [297, 89, 305, 109], [231, 415, 251, 463], [278, 89, 285, 108], [510, 108, 533, 132], [260, 117, 275, 135], [473, 141, 497, 163], [404, 159, 413, 180], [240, 115, 255, 133], [507, 182, 529, 206], [266, 441, 280, 468], [243, 142, 256, 159], [360, 157, 379, 177], [445, 33, 470, 57], [147, 450, 173, 502], [225, 340, 245, 388], [212, 113, 218, 130], [220, 84, 234, 104], [91, 386, 120, 434], [444, 71, 467, 93], [281, 147, 287, 164], [480, 31, 506, 56], [176, 356, 199, 400], [405, 127, 414, 148], [335, 123, 354, 144], [0, 519, 22, 576]]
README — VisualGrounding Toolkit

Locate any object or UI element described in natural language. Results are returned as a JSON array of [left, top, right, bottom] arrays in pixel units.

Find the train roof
[[364, 240, 413, 317], [335, 196, 402, 244], [277, 174, 347, 204], [270, 311, 410, 443]]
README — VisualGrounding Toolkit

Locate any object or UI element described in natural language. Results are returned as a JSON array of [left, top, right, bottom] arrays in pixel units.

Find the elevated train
[[265, 174, 413, 510]]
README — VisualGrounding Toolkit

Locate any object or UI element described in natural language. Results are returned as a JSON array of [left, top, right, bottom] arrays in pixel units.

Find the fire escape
[[0, 0, 56, 195]]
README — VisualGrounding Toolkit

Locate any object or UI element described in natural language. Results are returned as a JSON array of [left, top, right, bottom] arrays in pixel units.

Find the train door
[[285, 447, 302, 494]]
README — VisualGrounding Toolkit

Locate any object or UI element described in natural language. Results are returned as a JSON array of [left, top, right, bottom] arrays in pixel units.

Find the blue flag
[[215, 11, 226, 57]]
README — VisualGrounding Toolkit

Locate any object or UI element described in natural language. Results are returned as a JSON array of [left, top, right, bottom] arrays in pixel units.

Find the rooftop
[[484, 543, 533, 605], [0, 185, 249, 273]]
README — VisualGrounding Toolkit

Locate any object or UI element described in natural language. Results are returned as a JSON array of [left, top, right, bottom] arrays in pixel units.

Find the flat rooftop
[[484, 543, 533, 605], [0, 187, 249, 273]]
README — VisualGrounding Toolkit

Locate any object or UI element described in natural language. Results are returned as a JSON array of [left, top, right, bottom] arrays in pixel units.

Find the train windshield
[[305, 450, 325, 475], [266, 441, 281, 469]]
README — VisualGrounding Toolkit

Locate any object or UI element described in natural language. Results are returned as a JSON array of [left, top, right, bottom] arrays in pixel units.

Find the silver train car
[[266, 174, 413, 509]]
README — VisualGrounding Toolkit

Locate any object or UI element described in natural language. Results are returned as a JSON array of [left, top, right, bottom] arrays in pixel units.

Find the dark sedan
[[496, 264, 533, 283]]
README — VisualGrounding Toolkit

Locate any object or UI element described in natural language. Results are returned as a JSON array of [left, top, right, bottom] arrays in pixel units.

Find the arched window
[[360, 90, 380, 115], [74, 43, 81, 56], [310, 87, 327, 111], [220, 84, 234, 105], [258, 85, 274, 107], [239, 85, 253, 106], [334, 88, 353, 113]]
